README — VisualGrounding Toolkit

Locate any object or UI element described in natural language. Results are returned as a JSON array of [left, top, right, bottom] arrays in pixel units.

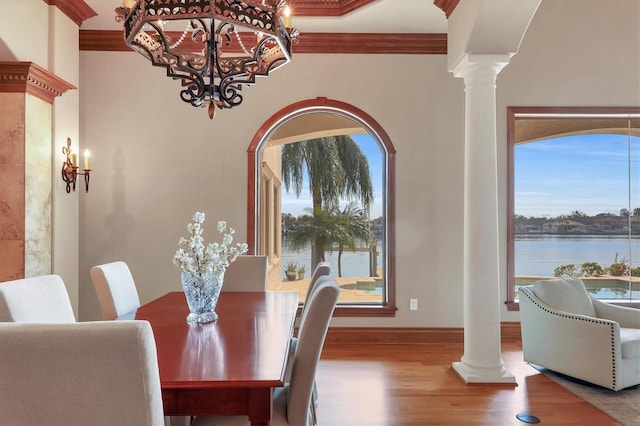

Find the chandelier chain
[[170, 21, 192, 50], [234, 30, 253, 56]]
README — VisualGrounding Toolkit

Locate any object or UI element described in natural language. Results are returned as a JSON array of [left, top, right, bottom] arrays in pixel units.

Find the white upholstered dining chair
[[286, 262, 331, 424], [90, 261, 141, 320], [221, 255, 268, 292], [191, 276, 340, 426], [0, 274, 75, 323], [0, 320, 165, 425], [286, 263, 332, 375], [303, 261, 331, 305]]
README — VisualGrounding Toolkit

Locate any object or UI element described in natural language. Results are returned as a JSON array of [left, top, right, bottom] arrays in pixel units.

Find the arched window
[[247, 98, 396, 316]]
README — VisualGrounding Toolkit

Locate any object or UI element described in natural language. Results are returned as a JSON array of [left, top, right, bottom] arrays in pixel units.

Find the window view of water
[[280, 238, 382, 279], [515, 235, 638, 276], [515, 235, 639, 299], [282, 236, 639, 298]]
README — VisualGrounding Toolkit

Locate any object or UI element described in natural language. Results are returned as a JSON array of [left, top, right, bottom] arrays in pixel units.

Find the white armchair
[[519, 277, 640, 391]]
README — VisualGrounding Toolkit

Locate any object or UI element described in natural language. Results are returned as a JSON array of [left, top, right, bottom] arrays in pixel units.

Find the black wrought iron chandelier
[[115, 0, 298, 119]]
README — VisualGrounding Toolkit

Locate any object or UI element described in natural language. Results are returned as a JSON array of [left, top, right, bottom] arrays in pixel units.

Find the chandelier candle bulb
[[71, 153, 77, 167], [83, 150, 90, 170], [283, 6, 292, 28]]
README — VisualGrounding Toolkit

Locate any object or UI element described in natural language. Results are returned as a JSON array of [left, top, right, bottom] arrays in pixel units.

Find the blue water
[[515, 234, 639, 299], [515, 235, 638, 276], [280, 239, 382, 278], [280, 235, 639, 297], [282, 235, 638, 278]]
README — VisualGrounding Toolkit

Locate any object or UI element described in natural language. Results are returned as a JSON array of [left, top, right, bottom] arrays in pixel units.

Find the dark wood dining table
[[135, 291, 299, 426]]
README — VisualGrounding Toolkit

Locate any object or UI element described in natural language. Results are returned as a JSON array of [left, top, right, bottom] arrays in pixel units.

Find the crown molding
[[0, 62, 77, 104], [289, 0, 375, 16], [433, 0, 460, 18], [43, 0, 97, 26], [79, 30, 447, 55], [296, 32, 447, 54]]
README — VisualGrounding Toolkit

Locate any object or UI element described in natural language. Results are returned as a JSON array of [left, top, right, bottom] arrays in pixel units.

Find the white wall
[[77, 52, 465, 325], [77, 0, 639, 325], [0, 0, 48, 65]]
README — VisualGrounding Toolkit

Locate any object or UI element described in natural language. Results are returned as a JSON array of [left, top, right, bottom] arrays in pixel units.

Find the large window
[[248, 98, 396, 317], [507, 107, 640, 309]]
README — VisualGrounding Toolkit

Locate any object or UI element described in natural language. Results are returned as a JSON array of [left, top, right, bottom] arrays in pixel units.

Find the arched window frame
[[247, 97, 397, 317]]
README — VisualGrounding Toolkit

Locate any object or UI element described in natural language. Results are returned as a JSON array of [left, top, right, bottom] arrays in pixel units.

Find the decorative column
[[0, 62, 75, 282], [451, 54, 516, 383]]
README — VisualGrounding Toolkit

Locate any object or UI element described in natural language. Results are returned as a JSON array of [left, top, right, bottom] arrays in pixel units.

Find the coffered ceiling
[[79, 0, 453, 53], [81, 0, 451, 33]]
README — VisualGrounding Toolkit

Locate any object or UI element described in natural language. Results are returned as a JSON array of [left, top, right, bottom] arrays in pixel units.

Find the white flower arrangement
[[173, 212, 248, 278]]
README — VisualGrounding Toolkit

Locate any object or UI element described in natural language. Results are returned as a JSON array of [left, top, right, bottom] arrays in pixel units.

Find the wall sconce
[[61, 137, 91, 193]]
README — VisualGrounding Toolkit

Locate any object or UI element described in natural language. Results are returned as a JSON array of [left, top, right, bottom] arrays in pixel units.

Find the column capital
[[0, 62, 76, 104], [452, 54, 511, 81]]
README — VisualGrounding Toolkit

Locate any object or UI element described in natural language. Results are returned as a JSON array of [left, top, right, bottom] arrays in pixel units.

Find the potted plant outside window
[[285, 261, 298, 281], [297, 264, 306, 280]]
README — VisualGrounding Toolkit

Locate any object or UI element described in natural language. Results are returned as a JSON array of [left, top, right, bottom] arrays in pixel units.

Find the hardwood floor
[[315, 341, 620, 425]]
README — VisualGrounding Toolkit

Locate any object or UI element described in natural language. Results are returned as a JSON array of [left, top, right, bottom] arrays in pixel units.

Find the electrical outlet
[[409, 298, 418, 311]]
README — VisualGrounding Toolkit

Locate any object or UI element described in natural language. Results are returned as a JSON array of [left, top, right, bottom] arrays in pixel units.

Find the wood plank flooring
[[315, 341, 619, 425]]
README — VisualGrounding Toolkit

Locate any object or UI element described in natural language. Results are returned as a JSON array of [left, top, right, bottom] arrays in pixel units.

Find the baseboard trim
[[325, 323, 522, 345]]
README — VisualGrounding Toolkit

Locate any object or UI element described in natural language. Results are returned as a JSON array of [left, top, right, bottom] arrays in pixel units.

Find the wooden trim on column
[[433, 0, 460, 18], [324, 323, 522, 345], [43, 0, 97, 26], [80, 30, 448, 55], [0, 62, 76, 104]]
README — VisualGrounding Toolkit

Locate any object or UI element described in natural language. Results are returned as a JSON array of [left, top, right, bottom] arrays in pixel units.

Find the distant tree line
[[515, 209, 640, 235]]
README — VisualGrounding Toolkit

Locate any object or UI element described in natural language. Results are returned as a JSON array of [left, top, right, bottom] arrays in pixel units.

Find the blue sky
[[281, 132, 639, 219], [515, 133, 639, 217], [281, 133, 384, 218]]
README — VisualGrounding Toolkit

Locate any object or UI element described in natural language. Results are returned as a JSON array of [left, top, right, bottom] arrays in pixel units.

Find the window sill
[[507, 299, 640, 311], [297, 303, 397, 317]]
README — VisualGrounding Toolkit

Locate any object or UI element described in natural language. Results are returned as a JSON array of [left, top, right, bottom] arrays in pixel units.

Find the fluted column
[[452, 54, 515, 383]]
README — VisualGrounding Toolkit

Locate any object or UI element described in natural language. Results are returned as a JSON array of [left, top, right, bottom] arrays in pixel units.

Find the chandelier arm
[[209, 17, 219, 107]]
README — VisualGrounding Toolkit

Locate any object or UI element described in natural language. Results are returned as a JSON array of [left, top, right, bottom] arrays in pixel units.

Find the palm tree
[[286, 207, 337, 260], [282, 135, 373, 267], [334, 202, 372, 277], [287, 204, 372, 277]]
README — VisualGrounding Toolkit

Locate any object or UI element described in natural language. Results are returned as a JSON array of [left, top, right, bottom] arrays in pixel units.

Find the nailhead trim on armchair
[[519, 289, 618, 389]]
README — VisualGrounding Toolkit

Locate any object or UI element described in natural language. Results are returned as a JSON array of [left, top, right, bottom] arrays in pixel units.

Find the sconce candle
[[61, 138, 92, 193]]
